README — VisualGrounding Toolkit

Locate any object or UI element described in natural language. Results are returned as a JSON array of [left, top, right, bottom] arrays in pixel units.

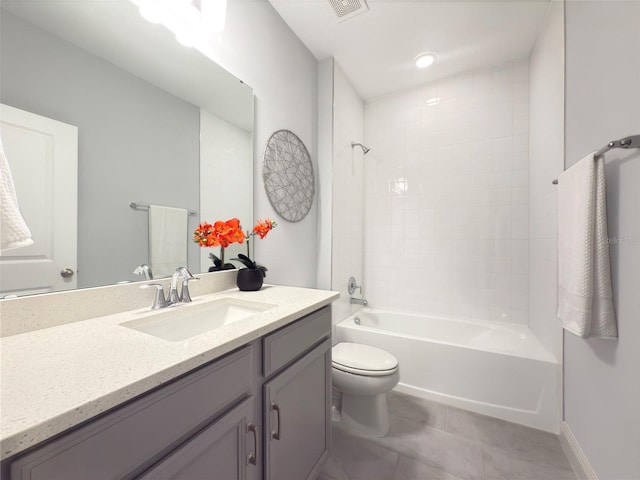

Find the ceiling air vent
[[328, 0, 369, 22]]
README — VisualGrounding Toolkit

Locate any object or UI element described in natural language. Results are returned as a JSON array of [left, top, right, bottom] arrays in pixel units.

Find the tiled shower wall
[[363, 60, 530, 324]]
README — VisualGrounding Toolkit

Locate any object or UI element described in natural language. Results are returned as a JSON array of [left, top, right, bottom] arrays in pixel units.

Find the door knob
[[60, 268, 75, 278]]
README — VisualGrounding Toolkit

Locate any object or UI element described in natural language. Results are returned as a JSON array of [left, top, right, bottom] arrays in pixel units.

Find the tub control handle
[[271, 403, 281, 440], [348, 276, 361, 295]]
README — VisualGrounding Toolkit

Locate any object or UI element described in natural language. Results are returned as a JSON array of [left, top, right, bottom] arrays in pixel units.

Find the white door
[[0, 104, 78, 296]]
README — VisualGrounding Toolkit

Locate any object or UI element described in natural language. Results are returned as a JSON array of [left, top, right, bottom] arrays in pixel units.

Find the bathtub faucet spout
[[350, 297, 368, 307]]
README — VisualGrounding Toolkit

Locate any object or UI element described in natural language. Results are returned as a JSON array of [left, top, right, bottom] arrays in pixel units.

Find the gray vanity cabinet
[[6, 345, 256, 480], [262, 307, 332, 480], [3, 305, 332, 480], [264, 339, 332, 480]]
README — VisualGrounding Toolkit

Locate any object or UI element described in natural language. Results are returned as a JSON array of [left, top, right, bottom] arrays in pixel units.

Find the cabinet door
[[264, 338, 331, 480], [139, 398, 259, 480]]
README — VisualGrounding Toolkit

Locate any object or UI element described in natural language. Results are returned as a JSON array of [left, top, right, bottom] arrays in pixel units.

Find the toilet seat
[[332, 342, 399, 377]]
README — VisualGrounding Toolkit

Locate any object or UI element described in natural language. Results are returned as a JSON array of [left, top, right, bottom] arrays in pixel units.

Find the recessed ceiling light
[[414, 52, 438, 69]]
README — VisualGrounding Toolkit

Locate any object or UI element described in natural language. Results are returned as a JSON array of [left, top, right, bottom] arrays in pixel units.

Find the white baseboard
[[560, 421, 599, 480]]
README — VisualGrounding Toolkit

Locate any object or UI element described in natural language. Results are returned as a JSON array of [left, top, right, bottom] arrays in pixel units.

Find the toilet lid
[[332, 342, 398, 374]]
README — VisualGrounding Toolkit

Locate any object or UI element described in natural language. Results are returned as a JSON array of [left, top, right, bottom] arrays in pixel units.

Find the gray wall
[[1, 12, 200, 287], [564, 2, 640, 478], [196, 0, 319, 288]]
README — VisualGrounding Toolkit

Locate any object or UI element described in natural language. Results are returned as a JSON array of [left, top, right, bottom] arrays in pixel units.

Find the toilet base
[[334, 392, 391, 437]]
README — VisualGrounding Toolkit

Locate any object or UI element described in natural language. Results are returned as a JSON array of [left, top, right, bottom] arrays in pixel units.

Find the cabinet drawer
[[10, 346, 253, 480], [263, 306, 331, 378]]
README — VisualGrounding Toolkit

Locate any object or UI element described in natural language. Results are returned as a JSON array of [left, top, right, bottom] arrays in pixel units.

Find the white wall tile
[[363, 60, 530, 324]]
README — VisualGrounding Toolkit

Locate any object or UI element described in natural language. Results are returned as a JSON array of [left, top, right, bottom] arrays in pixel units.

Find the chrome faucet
[[350, 297, 368, 307], [347, 276, 368, 307], [169, 267, 198, 304]]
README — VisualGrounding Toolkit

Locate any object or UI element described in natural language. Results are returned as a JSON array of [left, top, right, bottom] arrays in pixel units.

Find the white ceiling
[[267, 0, 552, 100]]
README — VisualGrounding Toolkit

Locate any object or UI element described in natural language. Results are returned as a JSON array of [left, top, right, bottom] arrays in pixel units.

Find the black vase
[[237, 268, 264, 291]]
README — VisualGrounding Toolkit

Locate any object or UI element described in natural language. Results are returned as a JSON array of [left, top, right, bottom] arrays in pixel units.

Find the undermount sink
[[121, 298, 276, 341]]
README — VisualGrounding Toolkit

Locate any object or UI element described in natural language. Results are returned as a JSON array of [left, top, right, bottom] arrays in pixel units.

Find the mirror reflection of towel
[[0, 138, 33, 252], [148, 205, 187, 278]]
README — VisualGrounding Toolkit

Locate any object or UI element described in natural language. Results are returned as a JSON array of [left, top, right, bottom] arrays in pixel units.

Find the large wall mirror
[[0, 0, 254, 296]]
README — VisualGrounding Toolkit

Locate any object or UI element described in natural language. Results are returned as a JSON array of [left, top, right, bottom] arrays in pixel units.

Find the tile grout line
[[444, 404, 450, 433], [480, 442, 487, 480]]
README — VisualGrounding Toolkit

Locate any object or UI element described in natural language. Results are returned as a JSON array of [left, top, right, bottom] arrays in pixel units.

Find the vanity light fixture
[[138, 3, 163, 23], [200, 0, 228, 32], [414, 52, 438, 69], [130, 0, 227, 49]]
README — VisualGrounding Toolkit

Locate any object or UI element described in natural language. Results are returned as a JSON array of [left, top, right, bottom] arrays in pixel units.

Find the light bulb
[[415, 52, 438, 69], [139, 3, 163, 24], [200, 0, 227, 32]]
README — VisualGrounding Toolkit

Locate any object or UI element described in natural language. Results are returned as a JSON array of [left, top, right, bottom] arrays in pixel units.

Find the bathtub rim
[[337, 307, 558, 364]]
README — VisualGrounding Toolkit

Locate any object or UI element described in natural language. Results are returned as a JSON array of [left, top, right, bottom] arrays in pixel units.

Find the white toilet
[[331, 342, 400, 437]]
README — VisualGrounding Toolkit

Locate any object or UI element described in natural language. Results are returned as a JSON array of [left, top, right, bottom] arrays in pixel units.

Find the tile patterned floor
[[319, 391, 576, 480]]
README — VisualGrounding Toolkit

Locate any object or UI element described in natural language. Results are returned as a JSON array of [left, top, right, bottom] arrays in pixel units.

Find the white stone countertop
[[0, 285, 338, 460]]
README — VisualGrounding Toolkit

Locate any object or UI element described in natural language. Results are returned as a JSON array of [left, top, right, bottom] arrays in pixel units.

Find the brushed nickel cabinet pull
[[271, 403, 281, 440], [247, 423, 257, 466]]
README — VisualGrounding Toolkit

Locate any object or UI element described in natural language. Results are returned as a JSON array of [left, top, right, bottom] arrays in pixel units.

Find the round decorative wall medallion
[[262, 130, 315, 223]]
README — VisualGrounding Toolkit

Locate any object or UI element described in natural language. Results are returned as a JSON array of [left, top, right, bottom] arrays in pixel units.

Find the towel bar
[[552, 134, 640, 184], [129, 202, 198, 216]]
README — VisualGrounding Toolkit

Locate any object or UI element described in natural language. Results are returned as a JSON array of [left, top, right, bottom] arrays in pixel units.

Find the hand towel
[[557, 152, 617, 338], [148, 205, 188, 278], [0, 137, 34, 252]]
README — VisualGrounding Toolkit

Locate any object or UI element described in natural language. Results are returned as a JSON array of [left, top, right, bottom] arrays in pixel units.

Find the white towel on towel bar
[[148, 205, 188, 278], [0, 137, 33, 252], [557, 152, 617, 339]]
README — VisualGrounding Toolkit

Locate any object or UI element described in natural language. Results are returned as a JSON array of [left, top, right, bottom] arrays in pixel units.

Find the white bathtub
[[335, 309, 560, 433]]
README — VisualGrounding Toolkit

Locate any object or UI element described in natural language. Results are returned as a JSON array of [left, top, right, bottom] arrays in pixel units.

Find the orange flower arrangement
[[194, 218, 245, 269], [234, 218, 277, 272]]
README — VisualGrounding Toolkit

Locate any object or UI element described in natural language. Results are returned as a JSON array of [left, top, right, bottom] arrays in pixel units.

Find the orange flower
[[194, 218, 244, 248], [253, 218, 276, 239]]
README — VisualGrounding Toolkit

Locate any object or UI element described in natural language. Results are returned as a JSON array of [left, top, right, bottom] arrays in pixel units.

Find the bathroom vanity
[[0, 283, 337, 480]]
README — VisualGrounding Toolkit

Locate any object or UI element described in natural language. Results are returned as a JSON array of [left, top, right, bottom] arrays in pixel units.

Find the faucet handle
[[140, 283, 169, 309], [181, 276, 199, 303], [347, 276, 361, 295], [133, 264, 153, 280]]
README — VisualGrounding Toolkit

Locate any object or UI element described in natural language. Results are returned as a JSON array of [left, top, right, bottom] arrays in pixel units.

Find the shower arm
[[351, 142, 370, 154]]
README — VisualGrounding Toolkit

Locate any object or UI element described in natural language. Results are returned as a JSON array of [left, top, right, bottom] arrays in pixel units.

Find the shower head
[[351, 142, 371, 154]]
